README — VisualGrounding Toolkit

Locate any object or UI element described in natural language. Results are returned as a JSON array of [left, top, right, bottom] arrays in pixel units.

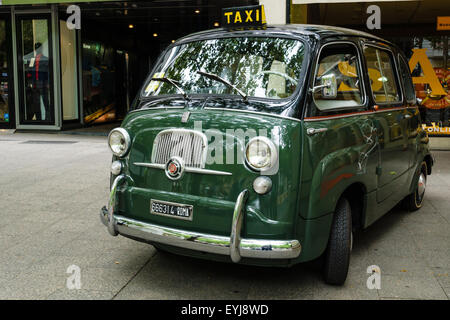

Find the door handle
[[306, 128, 328, 136], [404, 114, 412, 119]]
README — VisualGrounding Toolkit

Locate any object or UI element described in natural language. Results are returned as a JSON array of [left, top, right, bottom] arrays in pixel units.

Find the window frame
[[397, 53, 417, 105], [310, 40, 368, 113], [362, 43, 403, 107]]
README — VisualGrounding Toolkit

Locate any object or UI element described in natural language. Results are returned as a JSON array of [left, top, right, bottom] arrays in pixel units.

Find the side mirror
[[312, 74, 337, 99]]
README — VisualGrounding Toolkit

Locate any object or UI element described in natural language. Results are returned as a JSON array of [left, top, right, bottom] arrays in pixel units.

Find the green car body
[[101, 25, 433, 281]]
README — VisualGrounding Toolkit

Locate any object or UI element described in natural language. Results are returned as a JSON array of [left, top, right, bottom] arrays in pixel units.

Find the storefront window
[[397, 36, 450, 136], [0, 19, 10, 123], [82, 41, 119, 124]]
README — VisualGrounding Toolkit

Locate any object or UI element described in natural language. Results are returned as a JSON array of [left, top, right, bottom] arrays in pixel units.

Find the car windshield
[[141, 37, 306, 101]]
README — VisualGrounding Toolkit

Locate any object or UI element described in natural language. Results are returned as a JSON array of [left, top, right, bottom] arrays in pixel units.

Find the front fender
[[300, 117, 378, 220], [308, 147, 371, 218]]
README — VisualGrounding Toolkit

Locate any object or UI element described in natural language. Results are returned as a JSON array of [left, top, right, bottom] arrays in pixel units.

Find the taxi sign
[[222, 5, 266, 30]]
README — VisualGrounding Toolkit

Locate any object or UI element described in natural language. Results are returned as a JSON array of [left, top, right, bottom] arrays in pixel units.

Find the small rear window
[[364, 46, 401, 104]]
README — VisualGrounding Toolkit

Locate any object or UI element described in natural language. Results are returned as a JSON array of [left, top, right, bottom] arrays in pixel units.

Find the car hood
[[119, 99, 303, 231]]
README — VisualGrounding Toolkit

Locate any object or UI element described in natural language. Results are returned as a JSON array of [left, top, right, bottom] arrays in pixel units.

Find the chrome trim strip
[[133, 162, 232, 176], [230, 189, 249, 263], [134, 162, 165, 170], [184, 167, 232, 176], [100, 214, 301, 260], [204, 107, 302, 123], [304, 107, 409, 122]]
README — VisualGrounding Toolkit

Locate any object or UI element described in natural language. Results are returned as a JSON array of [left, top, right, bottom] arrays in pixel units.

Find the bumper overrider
[[100, 175, 301, 263]]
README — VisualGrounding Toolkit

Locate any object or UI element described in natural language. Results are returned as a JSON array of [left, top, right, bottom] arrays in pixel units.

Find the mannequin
[[29, 42, 50, 121]]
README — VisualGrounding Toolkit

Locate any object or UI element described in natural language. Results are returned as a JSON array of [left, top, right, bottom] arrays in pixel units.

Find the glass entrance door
[[16, 15, 55, 125], [0, 14, 14, 128]]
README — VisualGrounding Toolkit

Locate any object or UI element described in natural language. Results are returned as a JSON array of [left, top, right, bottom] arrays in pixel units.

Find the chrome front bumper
[[101, 175, 301, 262]]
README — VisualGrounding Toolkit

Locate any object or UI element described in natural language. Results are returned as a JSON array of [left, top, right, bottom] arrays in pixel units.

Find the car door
[[362, 43, 410, 204], [302, 40, 380, 221]]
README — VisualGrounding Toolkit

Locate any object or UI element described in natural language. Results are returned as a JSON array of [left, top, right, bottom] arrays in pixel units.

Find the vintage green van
[[100, 22, 433, 285]]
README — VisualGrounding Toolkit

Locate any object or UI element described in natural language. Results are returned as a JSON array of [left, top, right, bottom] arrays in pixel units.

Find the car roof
[[177, 24, 392, 46]]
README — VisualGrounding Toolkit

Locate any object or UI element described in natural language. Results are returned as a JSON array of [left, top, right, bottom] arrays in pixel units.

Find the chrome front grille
[[151, 129, 207, 168]]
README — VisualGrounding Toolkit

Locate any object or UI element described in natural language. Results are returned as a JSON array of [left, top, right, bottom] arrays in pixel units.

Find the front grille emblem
[[165, 156, 184, 180]]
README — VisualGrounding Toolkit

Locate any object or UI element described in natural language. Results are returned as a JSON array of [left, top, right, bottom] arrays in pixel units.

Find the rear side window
[[313, 43, 364, 111], [398, 55, 416, 104], [364, 46, 401, 104]]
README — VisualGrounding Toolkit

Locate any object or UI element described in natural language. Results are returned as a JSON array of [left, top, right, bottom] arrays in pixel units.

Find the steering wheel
[[256, 70, 298, 84]]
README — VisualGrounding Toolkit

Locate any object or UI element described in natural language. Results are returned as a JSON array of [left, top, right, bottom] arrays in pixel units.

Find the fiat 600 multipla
[[100, 6, 433, 285]]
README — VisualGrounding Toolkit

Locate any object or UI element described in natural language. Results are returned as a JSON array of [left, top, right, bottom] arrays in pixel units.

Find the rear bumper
[[100, 175, 301, 262]]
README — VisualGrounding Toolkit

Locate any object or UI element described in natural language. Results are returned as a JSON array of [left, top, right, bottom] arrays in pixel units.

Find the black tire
[[323, 197, 352, 285], [403, 161, 427, 212]]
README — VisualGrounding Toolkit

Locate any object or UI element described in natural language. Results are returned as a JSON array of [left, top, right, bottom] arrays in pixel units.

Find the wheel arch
[[424, 154, 433, 175], [340, 182, 367, 231], [297, 181, 367, 263]]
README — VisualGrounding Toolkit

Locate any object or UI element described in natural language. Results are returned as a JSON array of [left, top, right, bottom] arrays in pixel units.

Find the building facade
[[0, 0, 449, 136], [0, 0, 258, 131]]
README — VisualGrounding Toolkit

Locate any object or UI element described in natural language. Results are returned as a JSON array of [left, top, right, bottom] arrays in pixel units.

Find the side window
[[313, 43, 364, 111], [363, 46, 401, 104], [398, 55, 416, 104]]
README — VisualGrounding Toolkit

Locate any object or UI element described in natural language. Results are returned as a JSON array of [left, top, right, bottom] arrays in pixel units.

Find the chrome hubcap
[[417, 173, 426, 202]]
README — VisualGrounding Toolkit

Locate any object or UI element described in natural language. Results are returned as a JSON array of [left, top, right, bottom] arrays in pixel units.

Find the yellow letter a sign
[[409, 49, 446, 96]]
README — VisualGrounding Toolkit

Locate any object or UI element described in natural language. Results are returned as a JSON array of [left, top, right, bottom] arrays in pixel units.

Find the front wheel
[[403, 161, 427, 211], [323, 198, 352, 285]]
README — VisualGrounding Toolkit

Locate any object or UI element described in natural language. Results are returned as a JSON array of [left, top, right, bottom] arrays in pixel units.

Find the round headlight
[[108, 128, 131, 157], [245, 136, 278, 171]]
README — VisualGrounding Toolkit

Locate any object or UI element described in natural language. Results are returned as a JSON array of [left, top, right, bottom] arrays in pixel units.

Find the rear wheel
[[403, 161, 427, 211], [323, 198, 352, 285]]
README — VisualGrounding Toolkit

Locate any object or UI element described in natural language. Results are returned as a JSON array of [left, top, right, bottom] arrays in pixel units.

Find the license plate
[[150, 199, 193, 221]]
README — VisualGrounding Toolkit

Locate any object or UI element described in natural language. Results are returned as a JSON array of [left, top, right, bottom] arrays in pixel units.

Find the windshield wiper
[[196, 71, 248, 102], [151, 77, 190, 101]]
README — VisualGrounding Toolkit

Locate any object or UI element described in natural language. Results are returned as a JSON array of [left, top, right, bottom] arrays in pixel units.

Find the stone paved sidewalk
[[0, 133, 449, 299]]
